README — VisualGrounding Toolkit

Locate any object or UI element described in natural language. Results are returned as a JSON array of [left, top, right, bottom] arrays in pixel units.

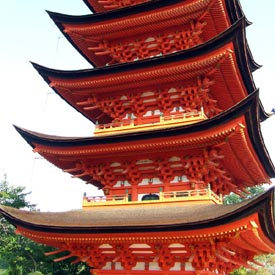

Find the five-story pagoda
[[1, 0, 275, 274]]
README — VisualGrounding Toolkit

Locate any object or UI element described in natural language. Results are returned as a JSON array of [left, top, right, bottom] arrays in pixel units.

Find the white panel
[[149, 262, 161, 271]]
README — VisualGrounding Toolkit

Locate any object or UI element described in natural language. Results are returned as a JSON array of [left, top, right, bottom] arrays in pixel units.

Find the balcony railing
[[82, 188, 223, 207], [94, 109, 207, 135]]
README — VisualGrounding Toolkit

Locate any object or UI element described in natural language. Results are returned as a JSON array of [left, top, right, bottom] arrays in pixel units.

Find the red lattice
[[92, 21, 206, 64], [192, 242, 216, 270], [82, 76, 219, 123], [65, 147, 241, 197], [48, 237, 259, 273]]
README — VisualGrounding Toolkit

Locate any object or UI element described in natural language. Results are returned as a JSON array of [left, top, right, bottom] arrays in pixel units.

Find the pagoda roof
[[14, 91, 275, 190], [0, 187, 274, 236], [32, 19, 270, 125], [48, 0, 250, 66], [2, 189, 275, 272]]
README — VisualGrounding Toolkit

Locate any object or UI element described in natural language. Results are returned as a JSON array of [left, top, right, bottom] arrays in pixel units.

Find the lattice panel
[[77, 76, 220, 122], [91, 21, 206, 64], [78, 94, 134, 121], [64, 147, 241, 196], [192, 242, 217, 270], [49, 237, 261, 274]]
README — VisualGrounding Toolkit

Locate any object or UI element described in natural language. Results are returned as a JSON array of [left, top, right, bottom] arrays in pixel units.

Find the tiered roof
[[14, 91, 275, 197], [1, 0, 275, 273], [33, 19, 268, 126], [50, 0, 249, 66]]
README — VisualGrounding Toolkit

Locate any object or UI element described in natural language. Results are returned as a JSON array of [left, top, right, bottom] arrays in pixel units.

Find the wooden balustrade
[[94, 109, 207, 135], [82, 188, 222, 207]]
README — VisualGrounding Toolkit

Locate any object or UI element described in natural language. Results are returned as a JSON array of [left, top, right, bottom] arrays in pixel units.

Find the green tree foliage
[[230, 254, 275, 275], [0, 177, 90, 275], [224, 186, 265, 205], [230, 267, 255, 275], [0, 176, 35, 209]]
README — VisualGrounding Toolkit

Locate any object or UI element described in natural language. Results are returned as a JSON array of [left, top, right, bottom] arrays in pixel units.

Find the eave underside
[[55, 0, 232, 66], [14, 93, 275, 197], [28, 129, 271, 194], [34, 18, 258, 126]]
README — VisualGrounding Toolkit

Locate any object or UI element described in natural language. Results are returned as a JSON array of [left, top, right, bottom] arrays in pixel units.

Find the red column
[[131, 184, 138, 201]]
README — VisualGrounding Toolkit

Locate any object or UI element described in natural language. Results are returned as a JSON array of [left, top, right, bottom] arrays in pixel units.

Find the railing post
[[207, 184, 211, 198]]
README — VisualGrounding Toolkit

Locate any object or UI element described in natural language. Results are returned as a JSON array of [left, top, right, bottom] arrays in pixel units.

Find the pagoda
[[1, 0, 275, 274]]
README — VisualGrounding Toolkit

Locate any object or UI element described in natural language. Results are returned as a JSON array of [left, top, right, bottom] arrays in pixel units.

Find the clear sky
[[0, 0, 275, 211]]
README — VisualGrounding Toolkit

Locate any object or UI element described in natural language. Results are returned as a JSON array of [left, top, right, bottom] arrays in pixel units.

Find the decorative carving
[[45, 235, 263, 274], [76, 75, 218, 123], [90, 21, 206, 64], [63, 147, 241, 197]]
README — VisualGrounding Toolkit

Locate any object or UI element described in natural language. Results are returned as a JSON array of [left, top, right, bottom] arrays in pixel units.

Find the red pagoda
[[1, 0, 275, 274]]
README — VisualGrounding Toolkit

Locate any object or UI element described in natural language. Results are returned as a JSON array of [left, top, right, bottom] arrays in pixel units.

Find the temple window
[[141, 193, 160, 201]]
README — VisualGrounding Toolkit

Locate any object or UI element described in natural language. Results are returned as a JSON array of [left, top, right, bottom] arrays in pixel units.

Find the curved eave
[[0, 188, 274, 237], [82, 0, 102, 13], [48, 0, 244, 67], [83, 0, 246, 18], [33, 17, 250, 77], [241, 92, 275, 178], [259, 100, 273, 122], [32, 18, 260, 124], [225, 0, 251, 26], [15, 90, 257, 146], [246, 43, 262, 72], [14, 91, 275, 179], [48, 0, 212, 67], [49, 0, 215, 68], [33, 18, 250, 77], [62, 0, 244, 23]]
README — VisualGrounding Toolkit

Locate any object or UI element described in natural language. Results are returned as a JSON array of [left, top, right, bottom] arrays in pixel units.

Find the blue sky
[[0, 0, 275, 211]]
